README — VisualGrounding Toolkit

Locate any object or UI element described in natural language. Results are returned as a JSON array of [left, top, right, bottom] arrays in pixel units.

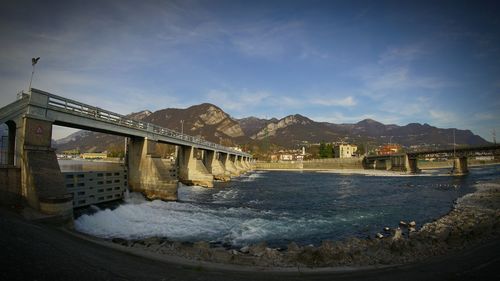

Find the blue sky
[[0, 0, 499, 140]]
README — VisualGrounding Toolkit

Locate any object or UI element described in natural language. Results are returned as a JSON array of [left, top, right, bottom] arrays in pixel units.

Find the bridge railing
[[32, 89, 248, 156]]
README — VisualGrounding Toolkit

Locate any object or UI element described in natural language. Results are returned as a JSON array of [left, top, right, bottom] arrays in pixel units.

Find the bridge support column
[[128, 137, 178, 200], [390, 155, 406, 171], [405, 155, 420, 174], [234, 155, 247, 174], [19, 117, 73, 223], [221, 153, 239, 177], [4, 120, 16, 165], [178, 146, 213, 187], [203, 150, 230, 181], [451, 156, 468, 176], [374, 159, 389, 170], [242, 157, 252, 171]]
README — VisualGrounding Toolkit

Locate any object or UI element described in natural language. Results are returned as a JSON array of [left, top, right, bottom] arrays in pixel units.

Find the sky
[[0, 0, 499, 141]]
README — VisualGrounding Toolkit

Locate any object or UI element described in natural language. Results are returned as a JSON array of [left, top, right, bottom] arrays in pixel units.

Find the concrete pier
[[203, 150, 230, 181], [451, 157, 468, 176], [221, 153, 239, 177], [242, 157, 252, 171], [128, 137, 178, 200], [178, 146, 214, 187], [19, 117, 73, 223], [234, 155, 247, 174], [405, 156, 420, 174]]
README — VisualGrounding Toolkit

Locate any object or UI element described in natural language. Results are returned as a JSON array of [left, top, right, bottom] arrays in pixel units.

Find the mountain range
[[54, 103, 489, 153]]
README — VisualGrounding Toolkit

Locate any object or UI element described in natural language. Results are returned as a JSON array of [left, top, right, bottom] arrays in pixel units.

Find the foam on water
[[240, 172, 265, 182], [75, 192, 353, 246], [77, 197, 378, 247], [212, 189, 239, 202]]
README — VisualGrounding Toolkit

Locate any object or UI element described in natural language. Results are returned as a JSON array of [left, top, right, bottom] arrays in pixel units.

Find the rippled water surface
[[75, 165, 500, 247]]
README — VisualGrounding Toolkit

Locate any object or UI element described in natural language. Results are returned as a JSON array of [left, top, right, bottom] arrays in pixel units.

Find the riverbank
[[74, 178, 500, 269], [1, 206, 499, 281], [255, 159, 500, 171]]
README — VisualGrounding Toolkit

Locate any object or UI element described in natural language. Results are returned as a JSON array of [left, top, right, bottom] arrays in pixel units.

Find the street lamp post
[[180, 120, 184, 135]]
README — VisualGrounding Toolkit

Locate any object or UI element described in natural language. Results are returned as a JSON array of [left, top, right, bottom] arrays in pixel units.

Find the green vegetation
[[319, 141, 333, 158]]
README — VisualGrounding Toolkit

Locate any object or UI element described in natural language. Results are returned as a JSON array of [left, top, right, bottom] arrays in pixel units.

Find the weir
[[0, 89, 252, 223]]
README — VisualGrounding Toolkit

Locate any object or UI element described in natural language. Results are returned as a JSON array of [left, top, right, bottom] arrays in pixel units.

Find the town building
[[80, 152, 108, 159], [280, 154, 293, 161], [377, 144, 401, 155], [334, 144, 358, 158]]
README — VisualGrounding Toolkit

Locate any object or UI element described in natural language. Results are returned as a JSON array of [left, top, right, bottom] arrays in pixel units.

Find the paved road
[[1, 208, 499, 281]]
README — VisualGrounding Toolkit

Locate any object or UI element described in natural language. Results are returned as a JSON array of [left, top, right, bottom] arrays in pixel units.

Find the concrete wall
[[304, 158, 363, 169], [255, 161, 303, 170], [0, 167, 21, 205], [64, 170, 128, 208], [255, 158, 364, 170]]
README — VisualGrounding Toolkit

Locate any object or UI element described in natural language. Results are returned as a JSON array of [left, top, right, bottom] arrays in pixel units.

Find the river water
[[74, 164, 500, 248]]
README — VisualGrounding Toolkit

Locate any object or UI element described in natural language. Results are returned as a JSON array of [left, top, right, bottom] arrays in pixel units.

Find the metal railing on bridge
[[26, 89, 249, 157]]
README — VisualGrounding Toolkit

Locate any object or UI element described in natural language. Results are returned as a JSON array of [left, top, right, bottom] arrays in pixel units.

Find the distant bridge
[[406, 145, 500, 158], [364, 144, 500, 175], [0, 88, 253, 222]]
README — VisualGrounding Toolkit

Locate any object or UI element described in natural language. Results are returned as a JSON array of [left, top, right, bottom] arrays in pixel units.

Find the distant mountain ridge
[[54, 103, 489, 153]]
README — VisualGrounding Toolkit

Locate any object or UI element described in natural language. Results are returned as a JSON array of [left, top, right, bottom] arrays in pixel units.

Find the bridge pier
[[451, 156, 468, 176], [177, 146, 214, 187], [221, 152, 239, 177], [234, 155, 247, 174], [405, 155, 420, 174], [390, 155, 407, 171], [203, 150, 230, 181], [374, 159, 390, 170], [242, 157, 252, 171], [128, 137, 178, 200], [18, 117, 73, 223]]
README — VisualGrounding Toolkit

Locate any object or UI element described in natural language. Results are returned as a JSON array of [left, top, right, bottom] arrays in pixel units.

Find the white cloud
[[429, 110, 458, 126], [312, 112, 402, 125], [205, 89, 271, 112], [230, 21, 304, 58], [378, 45, 425, 64], [473, 112, 498, 121], [310, 96, 357, 107]]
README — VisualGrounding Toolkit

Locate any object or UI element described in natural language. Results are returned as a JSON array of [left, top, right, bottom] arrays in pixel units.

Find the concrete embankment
[[256, 158, 500, 171], [256, 158, 364, 170], [419, 159, 500, 170]]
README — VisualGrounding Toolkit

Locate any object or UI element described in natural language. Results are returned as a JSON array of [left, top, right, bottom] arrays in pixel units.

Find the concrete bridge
[[364, 144, 500, 175], [0, 88, 253, 222]]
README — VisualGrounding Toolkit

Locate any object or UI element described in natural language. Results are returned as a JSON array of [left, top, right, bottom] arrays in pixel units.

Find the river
[[73, 164, 500, 248]]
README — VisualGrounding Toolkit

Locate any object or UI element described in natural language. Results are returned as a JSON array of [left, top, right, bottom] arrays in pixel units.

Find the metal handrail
[[30, 89, 250, 157]]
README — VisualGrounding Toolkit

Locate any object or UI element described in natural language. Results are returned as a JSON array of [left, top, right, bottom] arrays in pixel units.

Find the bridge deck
[[1, 89, 251, 157]]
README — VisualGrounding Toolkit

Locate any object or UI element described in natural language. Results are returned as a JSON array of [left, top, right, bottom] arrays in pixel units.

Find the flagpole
[[28, 57, 40, 91]]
